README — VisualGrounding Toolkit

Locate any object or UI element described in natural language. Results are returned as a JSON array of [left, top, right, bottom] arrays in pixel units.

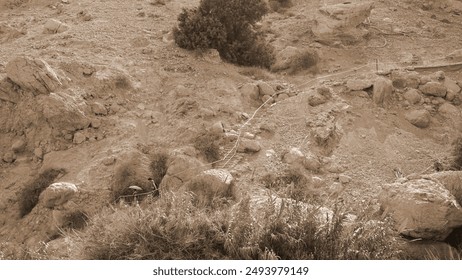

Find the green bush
[[173, 0, 275, 68], [18, 168, 66, 218]]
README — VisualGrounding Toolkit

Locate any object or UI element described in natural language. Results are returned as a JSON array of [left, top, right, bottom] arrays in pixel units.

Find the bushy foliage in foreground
[[173, 0, 275, 68], [67, 192, 400, 260]]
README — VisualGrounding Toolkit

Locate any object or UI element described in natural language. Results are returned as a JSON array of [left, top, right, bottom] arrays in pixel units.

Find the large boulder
[[6, 57, 63, 95], [427, 171, 462, 202], [379, 178, 462, 240], [312, 1, 374, 44], [37, 91, 91, 131], [39, 182, 78, 209]]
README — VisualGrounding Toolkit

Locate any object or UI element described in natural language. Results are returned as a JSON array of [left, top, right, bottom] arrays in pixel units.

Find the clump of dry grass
[[18, 168, 66, 218], [193, 131, 222, 163]]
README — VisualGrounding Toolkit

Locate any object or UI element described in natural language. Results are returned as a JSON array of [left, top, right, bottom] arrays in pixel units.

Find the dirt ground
[[0, 0, 462, 258]]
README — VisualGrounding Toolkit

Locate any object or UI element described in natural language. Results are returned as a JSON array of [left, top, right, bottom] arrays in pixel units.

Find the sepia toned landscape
[[1, 0, 462, 260]]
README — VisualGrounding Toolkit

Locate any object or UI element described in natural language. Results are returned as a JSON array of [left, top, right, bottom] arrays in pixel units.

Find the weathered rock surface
[[184, 169, 234, 203], [379, 178, 462, 240], [403, 89, 422, 105], [420, 82, 447, 97], [405, 109, 431, 128], [6, 57, 63, 95], [373, 78, 393, 106], [237, 139, 261, 153], [39, 182, 78, 209], [37, 91, 91, 131], [391, 70, 421, 89], [44, 19, 69, 34], [312, 1, 374, 43], [346, 79, 373, 91], [160, 153, 205, 191]]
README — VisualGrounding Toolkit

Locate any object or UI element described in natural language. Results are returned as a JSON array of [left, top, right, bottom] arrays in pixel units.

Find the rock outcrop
[[6, 57, 63, 95], [379, 178, 462, 240]]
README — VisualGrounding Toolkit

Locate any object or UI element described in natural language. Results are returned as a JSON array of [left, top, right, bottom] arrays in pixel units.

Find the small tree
[[173, 0, 275, 68]]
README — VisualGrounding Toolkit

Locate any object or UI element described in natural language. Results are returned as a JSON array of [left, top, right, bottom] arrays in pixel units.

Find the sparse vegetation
[[268, 0, 293, 12], [111, 160, 152, 204], [262, 168, 322, 203], [451, 137, 462, 171], [18, 168, 66, 218], [173, 0, 275, 68], [185, 175, 233, 207], [193, 131, 222, 163], [149, 150, 169, 193]]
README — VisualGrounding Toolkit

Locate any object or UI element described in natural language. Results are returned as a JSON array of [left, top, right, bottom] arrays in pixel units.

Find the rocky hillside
[[1, 0, 462, 259]]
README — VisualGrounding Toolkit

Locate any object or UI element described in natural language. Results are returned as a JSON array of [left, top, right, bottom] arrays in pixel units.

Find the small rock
[[243, 132, 255, 139], [44, 19, 69, 34], [403, 89, 422, 105], [346, 79, 373, 91], [103, 157, 116, 166], [257, 82, 275, 97], [420, 82, 447, 97], [73, 131, 86, 144], [303, 153, 321, 171], [283, 147, 305, 165], [210, 121, 224, 134], [261, 95, 274, 103], [373, 78, 393, 106], [39, 182, 78, 209], [91, 119, 101, 129], [312, 176, 325, 188], [391, 70, 421, 89], [307, 93, 327, 106], [91, 102, 107, 116], [438, 103, 460, 118], [11, 139, 26, 153], [34, 147, 44, 159], [241, 83, 260, 101], [276, 93, 289, 101], [444, 78, 461, 98], [2, 152, 16, 163], [339, 174, 352, 184], [237, 139, 261, 153], [405, 109, 431, 128]]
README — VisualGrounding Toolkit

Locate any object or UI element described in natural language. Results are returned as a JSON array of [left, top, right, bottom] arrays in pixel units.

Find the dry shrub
[[18, 168, 66, 218], [285, 50, 319, 74], [268, 0, 293, 12], [111, 160, 152, 204], [60, 210, 89, 230], [451, 137, 462, 171], [149, 150, 169, 191], [185, 175, 233, 207], [193, 131, 222, 163], [67, 192, 229, 260], [262, 168, 321, 203], [225, 197, 400, 260]]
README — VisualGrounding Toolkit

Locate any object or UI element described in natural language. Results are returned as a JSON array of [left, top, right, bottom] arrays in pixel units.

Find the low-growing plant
[[18, 168, 66, 218], [261, 168, 321, 203], [193, 131, 222, 163], [268, 0, 293, 12], [149, 150, 169, 193], [451, 137, 462, 171]]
